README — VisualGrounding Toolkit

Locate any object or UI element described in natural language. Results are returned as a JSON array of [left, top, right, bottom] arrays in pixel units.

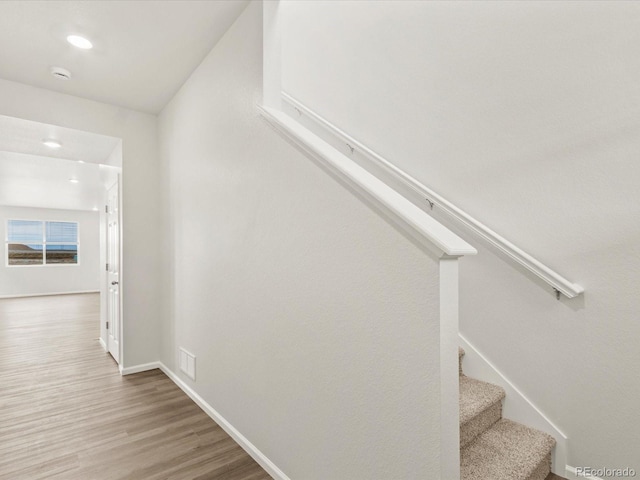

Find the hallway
[[0, 293, 270, 480]]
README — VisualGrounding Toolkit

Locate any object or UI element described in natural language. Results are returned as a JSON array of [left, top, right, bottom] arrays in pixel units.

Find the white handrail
[[275, 93, 584, 299], [258, 105, 477, 258]]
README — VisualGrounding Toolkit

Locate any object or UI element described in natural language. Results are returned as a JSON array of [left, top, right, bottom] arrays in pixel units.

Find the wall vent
[[179, 348, 196, 380]]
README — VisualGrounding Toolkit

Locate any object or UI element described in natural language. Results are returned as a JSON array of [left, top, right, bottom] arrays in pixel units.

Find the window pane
[[8, 243, 43, 265], [45, 244, 78, 264], [7, 220, 43, 243], [46, 222, 78, 243]]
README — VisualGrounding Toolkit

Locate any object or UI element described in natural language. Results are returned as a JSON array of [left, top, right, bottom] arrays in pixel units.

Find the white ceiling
[[0, 0, 249, 114], [0, 113, 120, 211], [0, 114, 120, 164], [0, 151, 119, 212]]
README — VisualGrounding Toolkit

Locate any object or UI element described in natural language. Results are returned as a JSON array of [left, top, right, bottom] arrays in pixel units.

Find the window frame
[[5, 219, 80, 267]]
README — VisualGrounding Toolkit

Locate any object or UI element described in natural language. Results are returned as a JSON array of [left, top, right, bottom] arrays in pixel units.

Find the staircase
[[459, 347, 557, 480]]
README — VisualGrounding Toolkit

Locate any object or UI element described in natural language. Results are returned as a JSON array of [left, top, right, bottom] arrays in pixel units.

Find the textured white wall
[[158, 2, 443, 478], [280, 0, 640, 472], [0, 79, 160, 368], [0, 206, 99, 296]]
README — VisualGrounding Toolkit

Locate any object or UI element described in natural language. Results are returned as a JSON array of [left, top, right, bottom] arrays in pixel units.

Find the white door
[[107, 181, 120, 363]]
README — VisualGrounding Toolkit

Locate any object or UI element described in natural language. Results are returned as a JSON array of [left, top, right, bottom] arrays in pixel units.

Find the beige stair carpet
[[459, 347, 556, 480], [460, 375, 505, 448]]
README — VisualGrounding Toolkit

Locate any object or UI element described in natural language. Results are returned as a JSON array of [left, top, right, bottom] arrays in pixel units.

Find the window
[[6, 220, 79, 266]]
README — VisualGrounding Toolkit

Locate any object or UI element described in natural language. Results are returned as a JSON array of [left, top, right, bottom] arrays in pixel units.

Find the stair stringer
[[458, 333, 568, 477]]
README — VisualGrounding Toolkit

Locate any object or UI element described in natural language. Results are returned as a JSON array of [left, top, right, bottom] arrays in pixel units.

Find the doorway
[[0, 113, 124, 368]]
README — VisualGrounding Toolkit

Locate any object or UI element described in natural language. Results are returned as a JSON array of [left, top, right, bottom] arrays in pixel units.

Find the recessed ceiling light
[[43, 139, 62, 149], [67, 35, 93, 50], [92, 206, 99, 211], [78, 160, 85, 163], [50, 66, 71, 80], [69, 178, 79, 184]]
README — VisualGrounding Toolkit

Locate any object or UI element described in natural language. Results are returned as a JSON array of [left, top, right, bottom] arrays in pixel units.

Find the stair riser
[[460, 401, 502, 449], [527, 452, 552, 480]]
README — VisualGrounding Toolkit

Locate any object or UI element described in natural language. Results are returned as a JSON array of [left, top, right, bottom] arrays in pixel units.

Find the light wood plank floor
[[0, 293, 271, 480]]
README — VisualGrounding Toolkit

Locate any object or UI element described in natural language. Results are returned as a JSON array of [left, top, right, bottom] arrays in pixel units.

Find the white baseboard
[[565, 465, 604, 480], [98, 337, 107, 352], [118, 360, 290, 480], [120, 361, 161, 376], [459, 334, 569, 475], [157, 362, 290, 480], [0, 290, 99, 299]]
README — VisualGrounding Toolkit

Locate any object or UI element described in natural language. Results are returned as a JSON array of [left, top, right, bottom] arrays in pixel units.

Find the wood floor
[[0, 293, 271, 480]]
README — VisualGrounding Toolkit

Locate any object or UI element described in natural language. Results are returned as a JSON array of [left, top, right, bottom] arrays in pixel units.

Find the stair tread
[[461, 419, 556, 480], [460, 375, 505, 425]]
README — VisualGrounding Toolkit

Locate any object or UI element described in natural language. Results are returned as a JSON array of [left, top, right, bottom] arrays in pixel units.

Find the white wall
[[158, 2, 444, 478], [0, 206, 99, 297], [105, 140, 123, 168], [0, 79, 160, 368], [279, 0, 640, 473]]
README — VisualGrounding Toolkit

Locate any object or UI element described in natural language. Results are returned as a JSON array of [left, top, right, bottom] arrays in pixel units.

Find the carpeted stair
[[459, 347, 556, 480]]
